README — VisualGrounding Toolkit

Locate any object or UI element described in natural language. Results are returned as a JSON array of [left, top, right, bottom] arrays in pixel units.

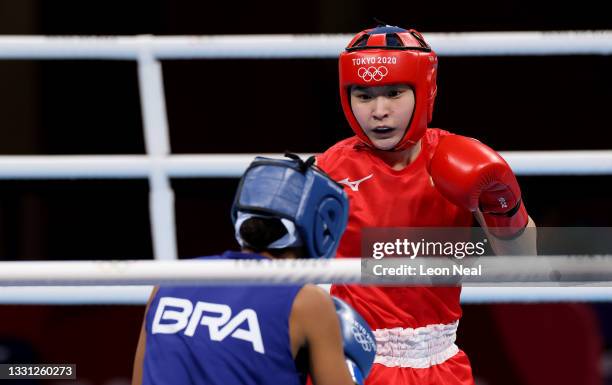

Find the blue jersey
[[142, 251, 304, 385]]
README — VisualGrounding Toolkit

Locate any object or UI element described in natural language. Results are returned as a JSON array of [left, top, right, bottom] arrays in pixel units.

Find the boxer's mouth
[[371, 126, 395, 134]]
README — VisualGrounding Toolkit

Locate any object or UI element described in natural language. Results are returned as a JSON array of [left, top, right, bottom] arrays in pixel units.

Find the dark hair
[[239, 216, 288, 253]]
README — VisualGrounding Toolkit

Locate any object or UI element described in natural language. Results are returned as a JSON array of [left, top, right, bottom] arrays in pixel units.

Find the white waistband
[[373, 320, 459, 369]]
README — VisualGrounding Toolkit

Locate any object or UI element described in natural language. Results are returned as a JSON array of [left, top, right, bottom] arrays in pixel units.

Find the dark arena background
[[0, 1, 611, 384]]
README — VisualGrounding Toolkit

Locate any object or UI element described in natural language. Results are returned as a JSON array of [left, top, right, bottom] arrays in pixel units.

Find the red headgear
[[339, 26, 438, 150]]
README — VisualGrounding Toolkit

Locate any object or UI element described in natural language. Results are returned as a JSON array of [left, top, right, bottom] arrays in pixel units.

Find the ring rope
[[0, 31, 610, 59], [0, 151, 610, 179], [0, 256, 611, 286]]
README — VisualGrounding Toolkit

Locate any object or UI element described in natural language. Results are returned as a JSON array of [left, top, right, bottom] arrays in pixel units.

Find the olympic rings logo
[[351, 323, 377, 352], [357, 66, 388, 82]]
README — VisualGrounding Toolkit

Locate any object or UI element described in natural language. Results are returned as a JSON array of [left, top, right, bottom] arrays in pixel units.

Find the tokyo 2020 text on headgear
[[339, 25, 438, 150], [231, 153, 349, 259]]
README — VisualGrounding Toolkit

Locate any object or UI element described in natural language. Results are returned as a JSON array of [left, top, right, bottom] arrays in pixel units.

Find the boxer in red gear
[[317, 24, 536, 385]]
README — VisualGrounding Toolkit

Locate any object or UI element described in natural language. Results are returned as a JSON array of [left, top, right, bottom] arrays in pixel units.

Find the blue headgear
[[231, 154, 349, 259]]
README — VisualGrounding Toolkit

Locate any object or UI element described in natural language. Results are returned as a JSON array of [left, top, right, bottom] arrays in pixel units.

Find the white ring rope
[[2, 286, 612, 305], [0, 257, 610, 286], [0, 31, 611, 59], [0, 259, 360, 286], [0, 151, 611, 179], [0, 257, 612, 304]]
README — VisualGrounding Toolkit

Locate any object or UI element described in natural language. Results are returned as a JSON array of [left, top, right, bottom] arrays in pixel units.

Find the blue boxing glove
[[332, 297, 377, 385]]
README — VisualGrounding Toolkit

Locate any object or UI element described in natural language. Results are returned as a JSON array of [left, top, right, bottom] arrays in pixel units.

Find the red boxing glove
[[429, 135, 529, 239]]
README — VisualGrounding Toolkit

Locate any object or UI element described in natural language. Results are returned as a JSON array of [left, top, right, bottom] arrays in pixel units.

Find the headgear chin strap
[[231, 154, 349, 259], [339, 25, 438, 150]]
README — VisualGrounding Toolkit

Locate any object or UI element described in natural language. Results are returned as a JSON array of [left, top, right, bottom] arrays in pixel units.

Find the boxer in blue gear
[[132, 154, 375, 385]]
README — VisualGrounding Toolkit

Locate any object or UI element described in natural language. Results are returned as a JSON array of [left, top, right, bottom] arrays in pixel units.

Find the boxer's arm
[[475, 211, 537, 256], [132, 286, 158, 385], [291, 284, 355, 385], [131, 324, 146, 385]]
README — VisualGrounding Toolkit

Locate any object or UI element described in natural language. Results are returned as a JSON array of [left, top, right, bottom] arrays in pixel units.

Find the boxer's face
[[350, 84, 415, 150]]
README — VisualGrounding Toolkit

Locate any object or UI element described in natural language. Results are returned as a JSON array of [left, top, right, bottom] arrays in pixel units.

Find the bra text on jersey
[[152, 296, 265, 354]]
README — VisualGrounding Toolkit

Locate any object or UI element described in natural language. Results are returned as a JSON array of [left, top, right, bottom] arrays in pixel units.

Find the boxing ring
[[0, 31, 612, 304]]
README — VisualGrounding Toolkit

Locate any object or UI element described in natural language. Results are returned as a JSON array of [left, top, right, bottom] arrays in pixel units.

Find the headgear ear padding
[[339, 25, 438, 150], [231, 155, 349, 259], [314, 197, 345, 256]]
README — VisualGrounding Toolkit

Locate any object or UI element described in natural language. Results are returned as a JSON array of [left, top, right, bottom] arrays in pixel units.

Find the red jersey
[[317, 128, 474, 330]]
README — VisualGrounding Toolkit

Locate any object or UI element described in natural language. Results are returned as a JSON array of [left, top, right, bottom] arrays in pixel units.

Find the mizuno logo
[[152, 297, 265, 354], [338, 174, 373, 192]]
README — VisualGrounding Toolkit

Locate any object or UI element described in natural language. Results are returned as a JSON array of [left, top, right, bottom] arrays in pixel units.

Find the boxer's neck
[[372, 140, 422, 171]]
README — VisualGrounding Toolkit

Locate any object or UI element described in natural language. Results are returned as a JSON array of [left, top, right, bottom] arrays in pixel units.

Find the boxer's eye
[[354, 93, 372, 101]]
